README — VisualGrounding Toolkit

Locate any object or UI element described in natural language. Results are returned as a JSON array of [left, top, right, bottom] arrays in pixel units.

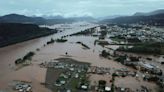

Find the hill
[[101, 9, 164, 26], [0, 14, 96, 25], [0, 14, 46, 25], [134, 9, 164, 16], [0, 23, 57, 47]]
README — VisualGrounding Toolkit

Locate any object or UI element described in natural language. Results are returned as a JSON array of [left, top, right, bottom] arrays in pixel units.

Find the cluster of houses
[[114, 68, 136, 77], [40, 60, 90, 91], [92, 71, 136, 92], [107, 24, 164, 43], [96, 80, 112, 92], [88, 66, 139, 92], [39, 55, 164, 92], [124, 56, 162, 75], [40, 60, 89, 69], [123, 56, 164, 87], [13, 81, 32, 92], [88, 66, 136, 77], [88, 66, 111, 75]]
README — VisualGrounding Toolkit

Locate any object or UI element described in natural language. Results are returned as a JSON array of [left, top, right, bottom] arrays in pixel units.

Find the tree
[[101, 50, 109, 57]]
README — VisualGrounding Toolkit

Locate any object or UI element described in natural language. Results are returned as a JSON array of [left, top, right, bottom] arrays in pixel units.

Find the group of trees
[[70, 28, 95, 36], [15, 51, 35, 64], [56, 38, 68, 43], [101, 50, 110, 58], [47, 38, 55, 44], [76, 41, 90, 49], [117, 43, 163, 55]]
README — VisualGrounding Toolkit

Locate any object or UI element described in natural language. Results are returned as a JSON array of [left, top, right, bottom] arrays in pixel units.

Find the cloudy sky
[[0, 0, 164, 17]]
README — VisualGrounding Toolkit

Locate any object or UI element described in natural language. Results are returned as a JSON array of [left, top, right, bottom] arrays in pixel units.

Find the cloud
[[64, 11, 93, 17], [0, 0, 164, 17]]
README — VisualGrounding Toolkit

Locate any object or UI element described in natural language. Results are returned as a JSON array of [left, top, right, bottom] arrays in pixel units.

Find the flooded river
[[0, 22, 162, 92], [0, 22, 101, 91]]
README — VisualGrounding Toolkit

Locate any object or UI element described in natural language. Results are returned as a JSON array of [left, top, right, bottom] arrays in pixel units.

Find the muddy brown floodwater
[[0, 22, 161, 92], [0, 22, 98, 92]]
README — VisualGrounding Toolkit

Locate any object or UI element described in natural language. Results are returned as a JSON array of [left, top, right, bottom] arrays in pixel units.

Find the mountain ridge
[[0, 14, 96, 25], [101, 9, 164, 26], [134, 9, 164, 16]]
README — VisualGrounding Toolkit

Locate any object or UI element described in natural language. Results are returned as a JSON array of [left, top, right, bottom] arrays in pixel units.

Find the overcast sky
[[0, 0, 164, 17]]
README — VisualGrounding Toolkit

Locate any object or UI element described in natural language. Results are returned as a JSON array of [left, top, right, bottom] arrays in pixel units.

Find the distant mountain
[[98, 15, 121, 20], [0, 14, 46, 25], [43, 15, 64, 19], [133, 12, 144, 16], [68, 16, 96, 22], [0, 14, 96, 25], [101, 9, 164, 26], [134, 9, 164, 16], [45, 16, 96, 25]]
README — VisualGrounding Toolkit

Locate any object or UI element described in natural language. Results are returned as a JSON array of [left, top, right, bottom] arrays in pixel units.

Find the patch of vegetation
[[100, 30, 107, 37], [98, 80, 106, 91], [56, 38, 68, 43], [36, 48, 40, 51], [127, 38, 141, 43], [97, 41, 109, 46], [117, 42, 164, 55], [76, 76, 89, 91], [47, 38, 55, 44], [15, 51, 35, 65], [70, 27, 95, 36], [110, 37, 125, 42], [15, 58, 23, 64], [23, 52, 35, 60], [110, 36, 141, 43], [76, 41, 90, 49], [111, 73, 116, 92], [157, 88, 164, 92], [101, 50, 110, 58], [110, 36, 126, 40], [114, 56, 126, 64]]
